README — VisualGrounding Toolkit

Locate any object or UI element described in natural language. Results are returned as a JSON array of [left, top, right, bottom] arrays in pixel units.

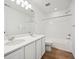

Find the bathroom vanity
[[4, 34, 45, 59]]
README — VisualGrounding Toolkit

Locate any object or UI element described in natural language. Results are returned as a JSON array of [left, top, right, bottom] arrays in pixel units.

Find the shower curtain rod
[[42, 14, 72, 21]]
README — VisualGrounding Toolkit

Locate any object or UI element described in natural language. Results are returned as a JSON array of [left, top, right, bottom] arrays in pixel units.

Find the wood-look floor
[[41, 48, 74, 59]]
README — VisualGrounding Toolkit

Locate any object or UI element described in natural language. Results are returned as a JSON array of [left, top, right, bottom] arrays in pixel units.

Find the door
[[25, 42, 36, 59], [5, 48, 24, 59], [71, 8, 75, 56]]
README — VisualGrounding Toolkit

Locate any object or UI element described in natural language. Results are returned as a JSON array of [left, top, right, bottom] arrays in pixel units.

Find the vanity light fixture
[[10, 0, 33, 10]]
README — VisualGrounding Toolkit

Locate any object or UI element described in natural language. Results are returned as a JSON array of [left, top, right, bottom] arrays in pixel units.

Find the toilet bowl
[[45, 40, 53, 52]]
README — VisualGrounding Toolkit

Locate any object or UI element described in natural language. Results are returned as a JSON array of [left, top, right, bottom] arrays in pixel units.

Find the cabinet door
[[25, 42, 36, 59], [41, 37, 45, 56], [36, 39, 42, 59], [5, 48, 24, 59]]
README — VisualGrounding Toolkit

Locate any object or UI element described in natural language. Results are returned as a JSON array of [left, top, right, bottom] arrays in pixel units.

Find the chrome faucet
[[8, 36, 15, 41], [28, 32, 33, 36]]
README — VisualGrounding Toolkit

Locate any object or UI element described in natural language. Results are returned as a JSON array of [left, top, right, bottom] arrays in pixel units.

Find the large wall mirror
[[4, 0, 35, 36]]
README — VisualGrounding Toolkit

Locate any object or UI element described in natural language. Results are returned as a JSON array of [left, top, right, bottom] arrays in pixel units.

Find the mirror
[[4, 0, 35, 36]]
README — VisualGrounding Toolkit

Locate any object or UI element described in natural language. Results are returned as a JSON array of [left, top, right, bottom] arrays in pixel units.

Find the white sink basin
[[29, 34, 39, 37], [5, 39, 25, 46]]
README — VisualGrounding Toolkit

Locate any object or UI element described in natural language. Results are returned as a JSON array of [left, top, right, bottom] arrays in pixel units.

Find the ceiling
[[5, 0, 73, 15], [27, 0, 73, 14]]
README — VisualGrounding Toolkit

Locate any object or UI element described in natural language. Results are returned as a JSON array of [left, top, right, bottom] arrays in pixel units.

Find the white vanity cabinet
[[5, 35, 45, 59], [36, 37, 45, 59], [36, 39, 42, 59], [5, 48, 24, 59], [25, 42, 36, 59], [25, 37, 45, 59]]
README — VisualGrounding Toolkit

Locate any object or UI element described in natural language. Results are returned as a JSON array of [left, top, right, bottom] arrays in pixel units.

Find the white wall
[[33, 7, 74, 55], [36, 14, 73, 52], [4, 6, 35, 35], [45, 15, 72, 51]]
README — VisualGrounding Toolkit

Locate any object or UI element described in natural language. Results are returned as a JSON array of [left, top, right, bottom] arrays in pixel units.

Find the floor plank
[[41, 48, 74, 59]]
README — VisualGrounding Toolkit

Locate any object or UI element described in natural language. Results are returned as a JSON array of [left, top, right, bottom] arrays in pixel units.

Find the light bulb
[[16, 0, 21, 5], [28, 4, 32, 9], [24, 1, 29, 6], [21, 3, 25, 7], [25, 6, 29, 10]]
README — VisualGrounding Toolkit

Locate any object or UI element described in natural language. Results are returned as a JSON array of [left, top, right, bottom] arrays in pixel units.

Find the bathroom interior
[[4, 0, 75, 59]]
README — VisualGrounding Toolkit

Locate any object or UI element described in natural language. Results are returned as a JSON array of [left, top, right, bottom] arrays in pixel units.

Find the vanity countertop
[[4, 34, 45, 56]]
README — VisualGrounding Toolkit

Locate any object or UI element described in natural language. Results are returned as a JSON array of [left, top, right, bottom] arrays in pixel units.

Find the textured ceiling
[[27, 0, 73, 14], [5, 0, 73, 15]]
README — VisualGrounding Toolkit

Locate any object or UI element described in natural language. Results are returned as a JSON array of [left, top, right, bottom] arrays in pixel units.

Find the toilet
[[45, 40, 53, 52]]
